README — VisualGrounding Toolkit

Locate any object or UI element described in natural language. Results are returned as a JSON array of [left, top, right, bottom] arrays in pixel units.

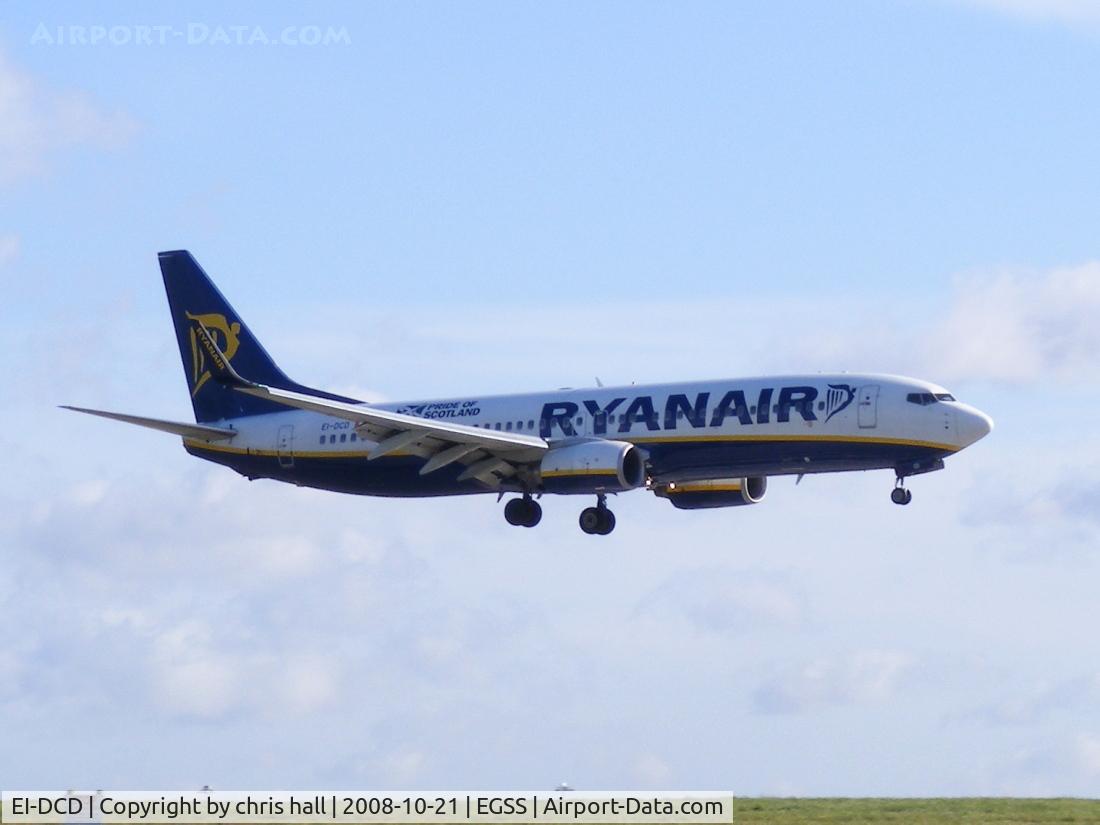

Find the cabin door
[[277, 424, 295, 468], [857, 385, 879, 429]]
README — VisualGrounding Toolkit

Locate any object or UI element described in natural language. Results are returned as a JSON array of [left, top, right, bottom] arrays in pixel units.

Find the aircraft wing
[[189, 320, 546, 485], [61, 406, 238, 442], [238, 383, 548, 484]]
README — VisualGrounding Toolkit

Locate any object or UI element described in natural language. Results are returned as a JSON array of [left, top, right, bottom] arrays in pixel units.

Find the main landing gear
[[579, 494, 616, 535], [502, 493, 617, 534], [504, 494, 542, 527], [891, 476, 913, 506]]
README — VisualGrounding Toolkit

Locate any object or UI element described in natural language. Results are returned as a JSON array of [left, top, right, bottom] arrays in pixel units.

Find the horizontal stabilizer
[[60, 406, 237, 442]]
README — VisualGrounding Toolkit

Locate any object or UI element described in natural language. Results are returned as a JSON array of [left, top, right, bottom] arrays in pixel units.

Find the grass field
[[728, 798, 1100, 823]]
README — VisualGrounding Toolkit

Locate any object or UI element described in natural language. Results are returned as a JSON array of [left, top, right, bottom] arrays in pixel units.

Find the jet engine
[[540, 440, 646, 493], [653, 477, 767, 509]]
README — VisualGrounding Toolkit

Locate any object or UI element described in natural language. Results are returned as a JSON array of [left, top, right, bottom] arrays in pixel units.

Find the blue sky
[[2, 0, 1100, 795]]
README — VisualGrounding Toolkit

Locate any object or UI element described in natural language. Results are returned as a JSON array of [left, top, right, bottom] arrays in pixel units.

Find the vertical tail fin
[[159, 250, 356, 423]]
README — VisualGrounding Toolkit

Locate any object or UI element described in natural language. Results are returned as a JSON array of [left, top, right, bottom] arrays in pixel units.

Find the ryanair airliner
[[64, 251, 993, 535]]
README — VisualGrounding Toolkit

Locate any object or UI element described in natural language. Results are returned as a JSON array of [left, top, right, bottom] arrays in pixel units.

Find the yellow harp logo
[[186, 312, 241, 396]]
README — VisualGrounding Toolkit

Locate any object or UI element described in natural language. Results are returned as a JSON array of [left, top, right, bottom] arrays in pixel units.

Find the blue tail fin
[[159, 250, 357, 423]]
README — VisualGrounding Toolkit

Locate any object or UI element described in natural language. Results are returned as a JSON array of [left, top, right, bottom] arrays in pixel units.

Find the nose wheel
[[891, 479, 913, 506], [504, 495, 542, 527], [579, 494, 616, 535]]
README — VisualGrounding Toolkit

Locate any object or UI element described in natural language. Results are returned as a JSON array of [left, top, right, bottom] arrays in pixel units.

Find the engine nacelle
[[540, 440, 646, 493], [653, 476, 767, 509]]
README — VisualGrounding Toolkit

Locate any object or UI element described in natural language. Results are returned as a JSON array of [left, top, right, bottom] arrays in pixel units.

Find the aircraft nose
[[956, 404, 994, 446]]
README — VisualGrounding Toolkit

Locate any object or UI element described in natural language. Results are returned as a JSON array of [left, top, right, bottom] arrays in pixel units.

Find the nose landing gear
[[891, 477, 913, 506], [579, 493, 616, 535], [504, 494, 542, 527]]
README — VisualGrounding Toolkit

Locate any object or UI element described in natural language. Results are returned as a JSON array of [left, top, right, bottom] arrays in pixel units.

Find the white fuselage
[[185, 373, 992, 497]]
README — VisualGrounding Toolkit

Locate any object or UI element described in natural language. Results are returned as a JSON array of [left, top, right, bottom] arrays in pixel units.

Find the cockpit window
[[907, 391, 957, 405]]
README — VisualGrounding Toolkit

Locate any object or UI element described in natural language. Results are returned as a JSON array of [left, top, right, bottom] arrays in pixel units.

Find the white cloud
[[286, 259, 1100, 395], [958, 0, 1100, 26], [70, 478, 110, 507], [952, 674, 1100, 726], [151, 620, 243, 719], [1076, 733, 1100, 777], [961, 468, 1100, 557], [376, 749, 427, 785], [924, 263, 1100, 384], [280, 655, 341, 713], [753, 650, 915, 714], [633, 753, 672, 786], [0, 49, 136, 184], [0, 643, 29, 700], [637, 568, 804, 634], [0, 232, 19, 267], [5, 248, 1100, 789]]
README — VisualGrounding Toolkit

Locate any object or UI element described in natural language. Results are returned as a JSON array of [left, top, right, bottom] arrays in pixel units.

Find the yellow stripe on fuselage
[[184, 432, 959, 458], [183, 440, 378, 458], [628, 433, 959, 452]]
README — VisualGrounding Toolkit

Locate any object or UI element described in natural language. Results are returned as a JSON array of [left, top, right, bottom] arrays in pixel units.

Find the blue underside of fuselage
[[186, 439, 953, 497]]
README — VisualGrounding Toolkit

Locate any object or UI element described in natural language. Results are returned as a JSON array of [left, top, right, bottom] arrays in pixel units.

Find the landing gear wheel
[[523, 499, 543, 527], [579, 498, 616, 535], [579, 507, 602, 534], [890, 487, 912, 506], [596, 509, 616, 535], [504, 498, 526, 526], [505, 496, 542, 527]]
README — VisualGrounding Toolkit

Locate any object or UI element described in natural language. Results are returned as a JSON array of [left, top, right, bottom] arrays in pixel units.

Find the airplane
[[63, 251, 993, 535]]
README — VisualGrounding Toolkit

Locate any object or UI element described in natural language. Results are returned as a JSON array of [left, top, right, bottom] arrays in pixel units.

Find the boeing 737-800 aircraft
[[64, 251, 993, 535]]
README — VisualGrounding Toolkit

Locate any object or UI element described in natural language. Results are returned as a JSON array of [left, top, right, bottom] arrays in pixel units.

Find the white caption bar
[[0, 793, 732, 824]]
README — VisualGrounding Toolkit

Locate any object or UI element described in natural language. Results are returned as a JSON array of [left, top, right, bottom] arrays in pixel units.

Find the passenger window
[[350, 433, 357, 441], [340, 434, 347, 442], [576, 417, 583, 427], [319, 436, 325, 445], [817, 401, 825, 411], [506, 422, 513, 431], [494, 423, 501, 430], [528, 420, 534, 429], [516, 421, 522, 429], [329, 435, 336, 444]]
